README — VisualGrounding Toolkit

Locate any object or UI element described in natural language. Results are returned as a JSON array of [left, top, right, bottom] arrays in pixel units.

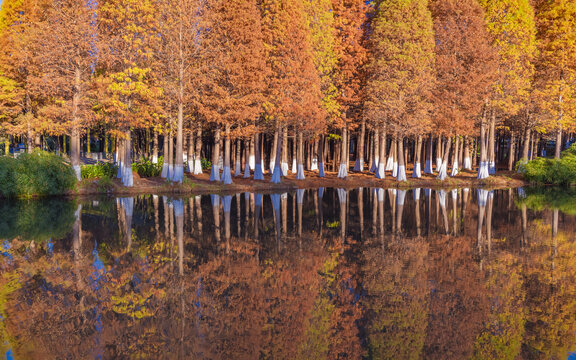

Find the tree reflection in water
[[1, 188, 576, 359]]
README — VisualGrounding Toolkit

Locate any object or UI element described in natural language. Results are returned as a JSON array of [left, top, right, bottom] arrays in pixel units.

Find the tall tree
[[533, 0, 576, 159], [430, 0, 497, 180], [97, 0, 162, 187], [365, 0, 435, 181]]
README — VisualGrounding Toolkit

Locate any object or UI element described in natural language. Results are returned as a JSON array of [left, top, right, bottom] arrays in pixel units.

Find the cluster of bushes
[[81, 162, 118, 179], [519, 144, 576, 186], [0, 151, 77, 198], [132, 156, 163, 177]]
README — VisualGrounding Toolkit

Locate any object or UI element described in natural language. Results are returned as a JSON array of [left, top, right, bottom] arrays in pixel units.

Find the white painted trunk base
[[437, 162, 448, 180], [254, 163, 265, 180], [249, 155, 255, 170], [193, 159, 203, 175], [392, 162, 398, 177], [296, 164, 305, 180], [152, 154, 158, 164], [376, 162, 386, 179], [424, 160, 433, 174], [385, 156, 394, 171], [370, 156, 379, 172], [123, 165, 133, 187], [168, 164, 174, 181], [271, 165, 282, 183], [450, 161, 459, 177], [292, 159, 297, 174], [436, 158, 442, 171], [477, 161, 489, 179], [281, 161, 289, 176], [73, 165, 81, 181], [463, 157, 472, 170], [310, 157, 318, 171], [210, 165, 220, 182], [173, 164, 184, 183], [412, 162, 421, 178], [234, 161, 242, 177], [353, 158, 364, 172], [337, 163, 348, 178], [221, 166, 233, 185], [318, 162, 325, 177], [397, 165, 407, 182], [489, 161, 496, 175], [243, 163, 251, 178]]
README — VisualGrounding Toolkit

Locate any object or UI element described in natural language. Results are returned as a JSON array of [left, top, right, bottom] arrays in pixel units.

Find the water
[[1, 187, 576, 359]]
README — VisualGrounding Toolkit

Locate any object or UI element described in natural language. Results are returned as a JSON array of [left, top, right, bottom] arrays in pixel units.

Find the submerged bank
[[76, 169, 527, 196]]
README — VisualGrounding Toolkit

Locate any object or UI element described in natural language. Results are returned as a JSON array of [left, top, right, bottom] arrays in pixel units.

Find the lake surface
[[1, 187, 576, 359]]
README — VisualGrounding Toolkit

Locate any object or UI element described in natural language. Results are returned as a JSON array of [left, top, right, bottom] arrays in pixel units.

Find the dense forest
[[0, 0, 575, 186]]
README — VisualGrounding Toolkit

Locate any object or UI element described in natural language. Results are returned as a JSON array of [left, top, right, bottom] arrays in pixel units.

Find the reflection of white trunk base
[[296, 164, 305, 180], [412, 162, 421, 178], [193, 159, 202, 175], [73, 165, 81, 181], [152, 154, 158, 164], [297, 188, 305, 204], [254, 163, 264, 180], [376, 162, 386, 179], [451, 189, 457, 201], [221, 166, 233, 185], [385, 156, 394, 171], [234, 161, 242, 177], [210, 165, 220, 182], [123, 166, 133, 187], [281, 162, 289, 176], [353, 158, 364, 172], [243, 163, 251, 178], [392, 162, 398, 177], [271, 166, 282, 183], [397, 190, 406, 205], [437, 162, 448, 180], [249, 155, 255, 170], [311, 157, 318, 171], [450, 161, 459, 177], [397, 165, 407, 182], [173, 164, 184, 183], [318, 162, 325, 177], [292, 159, 297, 174], [424, 159, 432, 174], [489, 161, 496, 175], [377, 188, 385, 202], [438, 190, 446, 208], [477, 161, 489, 179], [477, 189, 489, 206], [337, 163, 347, 178], [463, 157, 472, 170], [370, 156, 379, 172], [413, 188, 421, 201]]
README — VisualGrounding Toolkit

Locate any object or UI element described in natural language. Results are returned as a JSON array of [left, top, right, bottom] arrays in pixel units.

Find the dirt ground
[[76, 166, 527, 197]]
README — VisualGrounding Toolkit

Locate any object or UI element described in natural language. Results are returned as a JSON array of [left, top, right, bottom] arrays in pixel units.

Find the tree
[[365, 0, 435, 181], [533, 0, 576, 159], [97, 0, 162, 187], [199, 0, 266, 185], [430, 0, 497, 180]]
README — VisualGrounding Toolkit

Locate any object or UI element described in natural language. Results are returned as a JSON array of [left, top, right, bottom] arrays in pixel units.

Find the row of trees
[[0, 0, 575, 186]]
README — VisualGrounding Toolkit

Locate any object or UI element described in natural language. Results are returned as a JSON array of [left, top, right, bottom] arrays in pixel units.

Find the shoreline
[[75, 169, 528, 197]]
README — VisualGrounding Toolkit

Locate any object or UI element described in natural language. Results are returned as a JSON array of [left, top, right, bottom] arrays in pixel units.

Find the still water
[[1, 187, 576, 359]]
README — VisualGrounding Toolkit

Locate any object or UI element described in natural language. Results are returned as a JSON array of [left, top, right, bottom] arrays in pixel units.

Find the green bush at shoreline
[[519, 144, 576, 186], [0, 151, 77, 198]]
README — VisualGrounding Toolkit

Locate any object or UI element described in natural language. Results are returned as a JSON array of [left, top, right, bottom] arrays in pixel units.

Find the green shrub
[[11, 151, 77, 197], [81, 162, 118, 179], [0, 156, 17, 197], [132, 157, 162, 177], [201, 158, 211, 170], [520, 150, 576, 186]]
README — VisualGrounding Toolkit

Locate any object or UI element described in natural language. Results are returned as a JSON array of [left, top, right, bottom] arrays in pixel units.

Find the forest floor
[[76, 166, 528, 196]]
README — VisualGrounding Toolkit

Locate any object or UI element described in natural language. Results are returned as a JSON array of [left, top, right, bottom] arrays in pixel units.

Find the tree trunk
[[210, 126, 221, 181], [450, 136, 460, 177], [397, 137, 407, 181], [71, 66, 82, 180], [296, 132, 305, 180], [270, 129, 278, 173], [508, 131, 516, 171], [488, 110, 496, 174], [437, 136, 451, 180], [222, 124, 232, 184], [338, 127, 348, 178], [253, 132, 264, 180], [271, 123, 284, 183], [376, 130, 386, 179], [234, 139, 242, 176], [370, 129, 379, 173], [478, 105, 489, 179], [354, 119, 366, 171], [413, 135, 422, 178], [318, 134, 325, 177], [281, 127, 288, 175]]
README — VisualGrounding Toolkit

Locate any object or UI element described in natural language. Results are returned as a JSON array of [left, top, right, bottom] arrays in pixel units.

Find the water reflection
[[1, 188, 576, 359]]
